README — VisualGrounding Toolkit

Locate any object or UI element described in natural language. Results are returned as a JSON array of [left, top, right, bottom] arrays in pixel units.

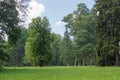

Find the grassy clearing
[[0, 66, 120, 80]]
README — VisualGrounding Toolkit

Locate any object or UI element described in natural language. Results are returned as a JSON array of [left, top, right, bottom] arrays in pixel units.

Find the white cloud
[[54, 20, 66, 27], [25, 0, 45, 26], [51, 20, 66, 36]]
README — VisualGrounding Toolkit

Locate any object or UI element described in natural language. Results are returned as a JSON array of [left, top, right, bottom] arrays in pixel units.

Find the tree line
[[0, 0, 120, 68]]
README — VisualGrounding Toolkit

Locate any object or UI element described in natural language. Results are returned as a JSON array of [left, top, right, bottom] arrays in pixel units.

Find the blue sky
[[27, 0, 95, 36]]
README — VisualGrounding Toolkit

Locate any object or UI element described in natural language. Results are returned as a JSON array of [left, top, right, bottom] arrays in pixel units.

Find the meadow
[[0, 66, 120, 80]]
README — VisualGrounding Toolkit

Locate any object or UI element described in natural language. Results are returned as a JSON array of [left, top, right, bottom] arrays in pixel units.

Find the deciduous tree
[[95, 0, 120, 66], [25, 17, 52, 66]]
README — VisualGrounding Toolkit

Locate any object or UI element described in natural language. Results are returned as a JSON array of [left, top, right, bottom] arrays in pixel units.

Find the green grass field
[[0, 66, 120, 80]]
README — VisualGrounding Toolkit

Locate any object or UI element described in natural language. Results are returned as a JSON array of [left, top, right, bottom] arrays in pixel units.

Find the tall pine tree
[[63, 3, 97, 66], [62, 27, 74, 65]]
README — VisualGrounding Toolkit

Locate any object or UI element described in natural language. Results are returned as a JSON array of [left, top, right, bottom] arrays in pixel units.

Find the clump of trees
[[0, 0, 120, 68], [62, 3, 97, 66]]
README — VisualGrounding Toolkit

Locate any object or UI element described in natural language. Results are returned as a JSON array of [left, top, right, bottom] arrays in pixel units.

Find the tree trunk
[[82, 57, 85, 66], [115, 51, 120, 66], [39, 60, 44, 67], [115, 40, 120, 66], [74, 56, 77, 66]]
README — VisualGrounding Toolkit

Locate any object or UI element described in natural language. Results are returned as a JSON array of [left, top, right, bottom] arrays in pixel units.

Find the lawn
[[0, 66, 120, 80]]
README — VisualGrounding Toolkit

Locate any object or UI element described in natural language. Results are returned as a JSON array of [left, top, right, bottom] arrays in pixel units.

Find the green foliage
[[8, 27, 21, 45], [63, 3, 97, 66], [25, 17, 52, 66], [0, 0, 18, 28], [0, 0, 19, 39], [7, 27, 28, 66], [1, 67, 120, 80], [61, 28, 74, 65], [80, 43, 96, 65], [95, 0, 120, 66], [50, 33, 62, 65], [0, 0, 21, 68], [0, 40, 9, 69]]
